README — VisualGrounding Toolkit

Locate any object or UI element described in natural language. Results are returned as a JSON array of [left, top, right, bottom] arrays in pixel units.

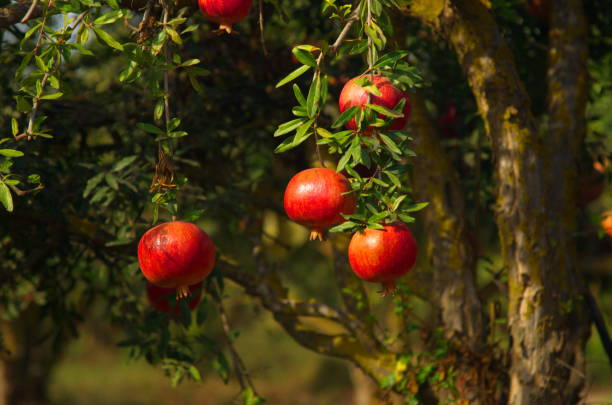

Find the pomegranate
[[138, 221, 216, 298], [284, 168, 356, 241], [526, 0, 550, 22], [338, 75, 411, 133], [147, 281, 203, 315], [198, 0, 252, 34], [601, 212, 612, 237], [348, 222, 418, 295], [438, 102, 459, 138]]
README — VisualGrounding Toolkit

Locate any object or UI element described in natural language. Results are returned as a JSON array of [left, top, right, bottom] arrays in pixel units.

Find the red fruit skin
[[338, 75, 411, 132], [138, 221, 216, 289], [198, 0, 252, 27], [438, 103, 459, 138], [348, 222, 418, 284], [284, 168, 356, 238], [147, 282, 203, 315]]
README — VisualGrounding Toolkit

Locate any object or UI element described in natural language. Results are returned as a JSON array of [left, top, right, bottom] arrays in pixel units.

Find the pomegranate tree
[[198, 0, 252, 34], [147, 281, 203, 315], [338, 75, 411, 133], [284, 168, 356, 241], [138, 221, 216, 298], [348, 222, 418, 295]]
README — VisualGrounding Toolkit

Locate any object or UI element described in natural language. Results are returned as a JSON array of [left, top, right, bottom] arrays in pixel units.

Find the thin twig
[[7, 183, 44, 196], [20, 0, 39, 23], [328, 4, 361, 55], [210, 279, 260, 397], [584, 288, 612, 370], [258, 0, 268, 56]]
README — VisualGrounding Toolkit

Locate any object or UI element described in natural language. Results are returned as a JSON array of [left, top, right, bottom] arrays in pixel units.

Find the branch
[[328, 3, 361, 55], [0, 0, 41, 29]]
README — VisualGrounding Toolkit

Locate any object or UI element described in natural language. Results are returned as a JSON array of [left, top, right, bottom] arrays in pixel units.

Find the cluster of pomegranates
[[284, 74, 418, 294], [198, 0, 253, 34]]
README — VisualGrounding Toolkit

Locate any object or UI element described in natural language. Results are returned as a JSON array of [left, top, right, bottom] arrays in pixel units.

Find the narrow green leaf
[[188, 366, 202, 382], [0, 149, 24, 157], [366, 103, 403, 118], [165, 27, 182, 45], [403, 202, 429, 213], [40, 92, 63, 100], [379, 134, 402, 155], [112, 155, 138, 172], [11, 119, 18, 136], [293, 84, 306, 107], [0, 183, 13, 212], [332, 106, 359, 129], [274, 118, 304, 137], [93, 10, 124, 25], [292, 48, 317, 67], [336, 151, 352, 173], [306, 74, 321, 118], [105, 173, 119, 190], [329, 221, 358, 233], [276, 65, 311, 88], [93, 27, 124, 50], [137, 123, 164, 135]]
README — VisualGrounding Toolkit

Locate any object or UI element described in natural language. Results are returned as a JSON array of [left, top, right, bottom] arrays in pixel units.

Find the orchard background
[[0, 0, 612, 404]]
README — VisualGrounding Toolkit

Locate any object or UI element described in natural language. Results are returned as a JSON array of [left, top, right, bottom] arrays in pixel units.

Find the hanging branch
[[210, 279, 261, 398]]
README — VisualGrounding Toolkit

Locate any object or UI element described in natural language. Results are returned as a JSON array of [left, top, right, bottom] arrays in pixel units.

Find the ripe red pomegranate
[[338, 75, 411, 133], [198, 0, 252, 34], [138, 221, 216, 298], [147, 281, 203, 315], [348, 222, 418, 295], [284, 168, 356, 241]]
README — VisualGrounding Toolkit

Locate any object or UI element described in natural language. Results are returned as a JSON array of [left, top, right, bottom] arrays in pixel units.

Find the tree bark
[[404, 0, 591, 403]]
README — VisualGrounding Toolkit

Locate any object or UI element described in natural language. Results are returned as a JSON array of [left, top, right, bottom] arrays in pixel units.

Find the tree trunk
[[404, 0, 591, 403], [1, 306, 67, 405]]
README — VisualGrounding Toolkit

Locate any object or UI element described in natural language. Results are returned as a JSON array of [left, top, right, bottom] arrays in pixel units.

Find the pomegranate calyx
[[215, 23, 235, 35], [176, 285, 192, 300], [378, 281, 397, 297], [309, 229, 326, 241]]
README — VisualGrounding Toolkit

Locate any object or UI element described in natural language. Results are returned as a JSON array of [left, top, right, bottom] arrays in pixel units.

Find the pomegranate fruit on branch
[[138, 221, 216, 299], [348, 222, 418, 295], [338, 75, 411, 134], [147, 281, 203, 315], [284, 168, 356, 241], [198, 0, 253, 34]]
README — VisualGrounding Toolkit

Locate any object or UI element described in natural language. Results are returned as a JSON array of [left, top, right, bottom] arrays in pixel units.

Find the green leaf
[[93, 10, 124, 25], [403, 202, 429, 213], [83, 172, 105, 197], [379, 134, 402, 155], [0, 149, 24, 157], [165, 27, 182, 45], [112, 155, 138, 172], [372, 51, 409, 70], [316, 127, 333, 138], [274, 118, 304, 137], [180, 58, 200, 67], [398, 214, 416, 224], [276, 65, 311, 88], [329, 221, 358, 233], [293, 84, 306, 107], [274, 119, 314, 153], [11, 119, 18, 136], [188, 366, 202, 382], [93, 27, 124, 50], [336, 150, 352, 173], [104, 173, 119, 190], [306, 74, 321, 118], [366, 103, 403, 118], [40, 92, 64, 100], [332, 106, 358, 129], [154, 100, 164, 121], [292, 48, 317, 67], [384, 171, 401, 187], [242, 387, 264, 405], [137, 123, 164, 135], [0, 183, 13, 212]]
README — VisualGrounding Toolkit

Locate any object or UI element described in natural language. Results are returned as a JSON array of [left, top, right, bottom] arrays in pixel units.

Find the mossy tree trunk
[[405, 0, 591, 403]]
